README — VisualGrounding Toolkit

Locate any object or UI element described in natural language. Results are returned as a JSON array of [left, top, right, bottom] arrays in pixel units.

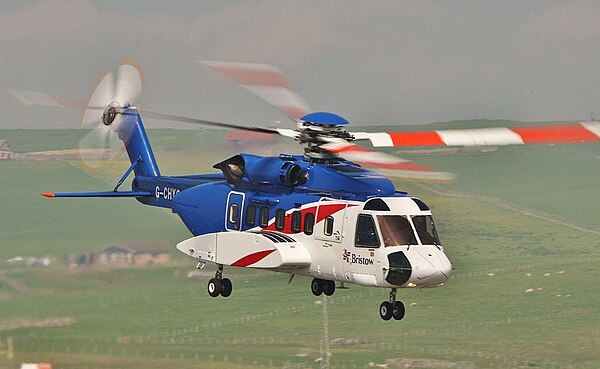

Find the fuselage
[[131, 153, 452, 289]]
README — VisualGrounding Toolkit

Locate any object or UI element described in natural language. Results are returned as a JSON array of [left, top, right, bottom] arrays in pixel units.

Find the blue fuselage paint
[[115, 108, 400, 237]]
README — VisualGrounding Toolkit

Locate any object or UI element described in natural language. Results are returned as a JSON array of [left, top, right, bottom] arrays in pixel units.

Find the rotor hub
[[102, 102, 120, 126]]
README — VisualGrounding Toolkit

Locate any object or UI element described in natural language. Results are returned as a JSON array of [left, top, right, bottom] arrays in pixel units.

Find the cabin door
[[225, 191, 245, 231], [314, 199, 347, 243]]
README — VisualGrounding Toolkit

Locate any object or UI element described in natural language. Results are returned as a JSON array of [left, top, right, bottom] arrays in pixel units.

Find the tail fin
[[117, 107, 161, 177]]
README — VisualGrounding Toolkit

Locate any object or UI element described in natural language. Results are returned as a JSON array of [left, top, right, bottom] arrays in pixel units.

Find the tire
[[392, 301, 405, 320], [379, 301, 393, 320], [207, 278, 221, 297], [323, 280, 336, 296], [220, 278, 233, 297], [311, 278, 324, 296]]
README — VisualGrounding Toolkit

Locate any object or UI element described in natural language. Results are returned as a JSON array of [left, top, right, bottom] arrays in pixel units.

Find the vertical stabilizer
[[115, 107, 160, 177]]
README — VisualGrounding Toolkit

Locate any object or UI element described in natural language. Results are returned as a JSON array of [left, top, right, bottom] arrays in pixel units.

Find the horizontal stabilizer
[[41, 190, 152, 198]]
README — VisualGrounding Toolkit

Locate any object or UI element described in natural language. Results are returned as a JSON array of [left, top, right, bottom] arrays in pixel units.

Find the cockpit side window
[[412, 215, 441, 245], [377, 215, 417, 247], [355, 214, 380, 248]]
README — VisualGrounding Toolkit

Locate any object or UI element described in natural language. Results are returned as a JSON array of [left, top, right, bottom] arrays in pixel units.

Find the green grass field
[[1, 126, 599, 369]]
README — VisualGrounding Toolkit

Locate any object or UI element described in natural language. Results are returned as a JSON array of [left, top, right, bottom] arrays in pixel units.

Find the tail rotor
[[79, 62, 143, 168]]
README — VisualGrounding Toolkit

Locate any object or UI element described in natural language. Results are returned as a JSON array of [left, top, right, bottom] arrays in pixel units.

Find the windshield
[[412, 215, 441, 245], [377, 215, 417, 247]]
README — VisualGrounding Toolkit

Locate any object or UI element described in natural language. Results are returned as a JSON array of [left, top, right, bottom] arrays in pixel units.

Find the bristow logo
[[343, 249, 351, 263], [343, 249, 374, 265]]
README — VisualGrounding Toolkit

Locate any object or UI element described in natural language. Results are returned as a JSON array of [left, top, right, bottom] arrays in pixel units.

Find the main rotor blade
[[8, 89, 69, 108], [140, 110, 279, 134], [320, 140, 455, 182], [351, 122, 600, 147], [200, 61, 311, 121]]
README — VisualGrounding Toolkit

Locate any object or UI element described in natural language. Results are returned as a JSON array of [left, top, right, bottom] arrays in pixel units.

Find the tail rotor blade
[[114, 62, 143, 106]]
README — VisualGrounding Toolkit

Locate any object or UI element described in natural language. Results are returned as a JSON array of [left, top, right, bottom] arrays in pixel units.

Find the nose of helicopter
[[409, 246, 452, 287]]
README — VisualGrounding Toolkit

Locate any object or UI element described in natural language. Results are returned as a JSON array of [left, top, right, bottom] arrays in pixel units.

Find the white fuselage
[[177, 196, 452, 289]]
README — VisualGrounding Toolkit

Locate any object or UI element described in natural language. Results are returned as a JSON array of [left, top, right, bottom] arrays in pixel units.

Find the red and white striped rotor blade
[[320, 141, 455, 182], [352, 122, 600, 147], [200, 61, 311, 121]]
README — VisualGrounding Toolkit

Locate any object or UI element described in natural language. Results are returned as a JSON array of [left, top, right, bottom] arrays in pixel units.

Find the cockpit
[[356, 197, 442, 247]]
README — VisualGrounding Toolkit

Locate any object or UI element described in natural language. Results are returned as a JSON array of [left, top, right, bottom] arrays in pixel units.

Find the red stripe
[[231, 249, 276, 267], [225, 130, 276, 141], [263, 203, 356, 234], [388, 131, 445, 147], [325, 145, 439, 173], [316, 203, 349, 224], [282, 106, 310, 120], [212, 66, 290, 89], [264, 205, 317, 233], [510, 123, 600, 144], [41, 192, 56, 197], [329, 145, 368, 154]]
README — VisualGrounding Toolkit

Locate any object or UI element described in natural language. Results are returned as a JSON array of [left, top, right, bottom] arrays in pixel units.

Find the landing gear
[[311, 278, 335, 296], [207, 278, 221, 297], [323, 280, 336, 296], [379, 288, 405, 321], [207, 264, 233, 298]]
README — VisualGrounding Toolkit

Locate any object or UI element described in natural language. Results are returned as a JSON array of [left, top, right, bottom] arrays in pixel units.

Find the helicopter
[[11, 61, 600, 321]]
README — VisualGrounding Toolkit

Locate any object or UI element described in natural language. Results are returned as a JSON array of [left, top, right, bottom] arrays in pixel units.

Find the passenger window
[[324, 216, 334, 236], [259, 206, 270, 228], [275, 209, 286, 230], [245, 204, 256, 226], [355, 214, 380, 247], [304, 212, 315, 235], [291, 211, 302, 233], [229, 203, 240, 230]]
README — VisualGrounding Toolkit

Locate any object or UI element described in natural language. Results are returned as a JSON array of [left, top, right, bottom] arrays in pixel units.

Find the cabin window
[[275, 209, 286, 230], [228, 203, 240, 230], [355, 214, 380, 247], [291, 211, 302, 233], [259, 206, 270, 228], [245, 204, 256, 226], [324, 216, 334, 236], [377, 215, 417, 247], [304, 212, 315, 235], [364, 198, 390, 211]]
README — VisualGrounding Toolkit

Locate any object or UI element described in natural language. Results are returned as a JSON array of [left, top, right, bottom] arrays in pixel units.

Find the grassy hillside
[[1, 126, 599, 369]]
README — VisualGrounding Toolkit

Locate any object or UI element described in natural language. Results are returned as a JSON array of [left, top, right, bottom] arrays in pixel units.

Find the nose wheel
[[207, 264, 233, 298], [379, 288, 405, 321]]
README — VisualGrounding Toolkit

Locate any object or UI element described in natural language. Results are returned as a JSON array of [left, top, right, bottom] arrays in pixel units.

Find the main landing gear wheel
[[392, 301, 405, 320], [379, 301, 393, 320], [311, 278, 324, 296], [323, 280, 336, 296], [207, 278, 221, 297], [380, 288, 405, 321], [220, 278, 233, 297], [311, 278, 336, 296], [207, 264, 233, 298]]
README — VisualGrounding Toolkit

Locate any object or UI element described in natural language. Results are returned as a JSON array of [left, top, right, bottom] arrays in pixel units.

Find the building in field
[[68, 242, 170, 266], [0, 140, 14, 160]]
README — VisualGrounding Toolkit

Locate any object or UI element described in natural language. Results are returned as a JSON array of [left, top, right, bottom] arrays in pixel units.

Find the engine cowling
[[213, 154, 308, 187]]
